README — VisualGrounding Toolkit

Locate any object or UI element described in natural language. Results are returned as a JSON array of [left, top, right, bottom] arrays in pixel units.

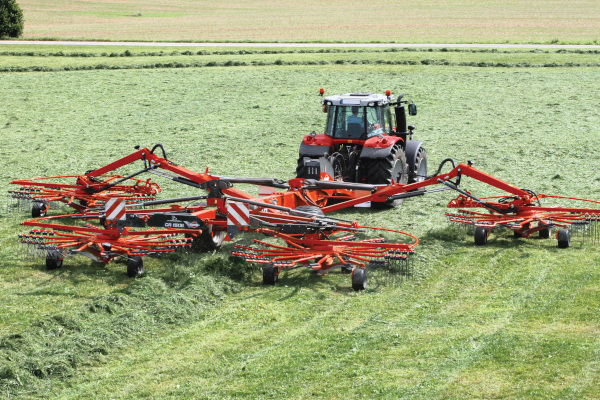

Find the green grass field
[[13, 0, 600, 44], [1, 48, 600, 399]]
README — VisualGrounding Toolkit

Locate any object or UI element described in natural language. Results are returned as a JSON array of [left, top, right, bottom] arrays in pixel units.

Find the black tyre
[[351, 268, 367, 291], [330, 153, 345, 181], [296, 156, 306, 178], [514, 223, 530, 238], [539, 225, 551, 239], [557, 229, 570, 248], [127, 256, 144, 277], [292, 205, 325, 217], [409, 146, 428, 184], [368, 145, 408, 209], [474, 227, 488, 245], [32, 202, 46, 218], [263, 265, 278, 285], [189, 224, 227, 253], [46, 253, 63, 270]]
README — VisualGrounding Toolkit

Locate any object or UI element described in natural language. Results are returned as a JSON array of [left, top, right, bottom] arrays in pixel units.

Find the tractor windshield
[[325, 105, 388, 139]]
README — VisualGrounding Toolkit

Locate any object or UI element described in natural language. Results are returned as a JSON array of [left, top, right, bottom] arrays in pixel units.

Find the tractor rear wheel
[[368, 145, 407, 209]]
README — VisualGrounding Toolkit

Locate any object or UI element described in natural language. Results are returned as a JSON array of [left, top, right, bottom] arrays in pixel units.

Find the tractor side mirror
[[408, 103, 417, 116]]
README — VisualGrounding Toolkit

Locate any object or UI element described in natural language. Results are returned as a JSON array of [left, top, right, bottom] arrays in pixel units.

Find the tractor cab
[[322, 93, 394, 140]]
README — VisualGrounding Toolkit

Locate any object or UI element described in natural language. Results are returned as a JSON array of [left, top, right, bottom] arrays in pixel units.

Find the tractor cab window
[[325, 105, 367, 139], [366, 106, 385, 137], [383, 106, 392, 133]]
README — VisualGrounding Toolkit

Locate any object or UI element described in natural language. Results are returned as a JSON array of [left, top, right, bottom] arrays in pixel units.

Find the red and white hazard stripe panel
[[104, 198, 126, 221], [227, 201, 250, 227]]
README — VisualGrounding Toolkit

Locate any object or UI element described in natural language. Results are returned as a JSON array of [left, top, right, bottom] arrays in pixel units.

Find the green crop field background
[[12, 0, 600, 44], [1, 47, 599, 399]]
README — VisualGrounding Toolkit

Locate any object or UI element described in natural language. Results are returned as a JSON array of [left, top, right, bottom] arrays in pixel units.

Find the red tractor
[[296, 90, 427, 207]]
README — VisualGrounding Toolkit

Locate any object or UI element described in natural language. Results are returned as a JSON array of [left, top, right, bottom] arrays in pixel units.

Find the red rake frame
[[9, 174, 160, 216], [14, 147, 600, 288], [21, 214, 195, 277]]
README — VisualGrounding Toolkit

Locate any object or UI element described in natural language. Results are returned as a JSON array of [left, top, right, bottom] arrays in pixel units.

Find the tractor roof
[[322, 93, 393, 107]]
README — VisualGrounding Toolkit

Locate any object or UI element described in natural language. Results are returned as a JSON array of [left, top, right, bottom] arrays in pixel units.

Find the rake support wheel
[[292, 205, 325, 217], [263, 265, 278, 285], [351, 268, 367, 291], [539, 225, 551, 239], [474, 227, 488, 246], [46, 253, 63, 270], [190, 224, 226, 253], [127, 256, 144, 277], [557, 229, 570, 248], [32, 202, 46, 218]]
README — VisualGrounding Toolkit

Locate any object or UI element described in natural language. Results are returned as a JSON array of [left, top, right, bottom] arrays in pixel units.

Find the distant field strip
[[16, 0, 600, 43], [1, 47, 599, 72]]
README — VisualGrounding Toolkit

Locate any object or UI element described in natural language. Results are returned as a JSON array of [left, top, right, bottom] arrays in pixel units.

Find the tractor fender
[[359, 135, 403, 159], [299, 134, 333, 157], [405, 140, 424, 172]]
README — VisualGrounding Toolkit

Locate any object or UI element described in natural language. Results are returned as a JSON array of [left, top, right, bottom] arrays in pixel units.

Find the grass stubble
[[0, 48, 599, 398]]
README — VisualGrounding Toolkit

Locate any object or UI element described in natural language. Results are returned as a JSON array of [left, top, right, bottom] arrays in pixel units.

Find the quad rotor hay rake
[[9, 146, 600, 290]]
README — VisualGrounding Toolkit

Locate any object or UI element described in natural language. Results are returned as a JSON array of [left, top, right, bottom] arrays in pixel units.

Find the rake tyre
[[351, 268, 367, 291], [46, 253, 63, 270], [263, 265, 278, 285], [127, 256, 144, 277], [341, 264, 353, 274], [292, 205, 325, 217], [557, 229, 570, 248], [32, 202, 46, 218], [474, 227, 488, 245], [189, 224, 226, 253], [539, 225, 551, 239], [368, 145, 408, 209]]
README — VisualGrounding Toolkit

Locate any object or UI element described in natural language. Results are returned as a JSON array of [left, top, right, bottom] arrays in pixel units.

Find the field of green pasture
[[1, 48, 600, 398], [14, 0, 600, 44]]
